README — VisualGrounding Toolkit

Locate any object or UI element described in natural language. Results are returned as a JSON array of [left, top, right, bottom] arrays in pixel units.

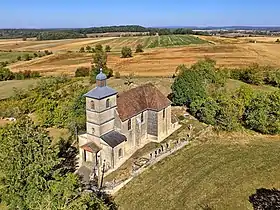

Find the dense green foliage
[[0, 67, 40, 81], [121, 46, 133, 58], [171, 59, 280, 134], [0, 76, 88, 135], [0, 118, 108, 209], [230, 64, 280, 87], [0, 26, 209, 40], [75, 66, 90, 77], [37, 31, 87, 40]]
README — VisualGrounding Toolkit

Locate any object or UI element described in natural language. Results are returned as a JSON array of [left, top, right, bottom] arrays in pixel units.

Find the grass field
[[115, 132, 280, 210], [0, 79, 38, 99], [0, 51, 34, 63]]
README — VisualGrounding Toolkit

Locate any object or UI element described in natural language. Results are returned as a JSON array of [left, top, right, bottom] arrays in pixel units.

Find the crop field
[[3, 35, 280, 77], [8, 42, 280, 76], [115, 132, 280, 210], [90, 35, 207, 51], [0, 37, 115, 52]]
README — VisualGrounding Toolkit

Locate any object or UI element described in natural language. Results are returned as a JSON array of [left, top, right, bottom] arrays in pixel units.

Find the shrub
[[135, 44, 144, 53], [17, 56, 21, 61], [114, 71, 121, 78], [75, 67, 90, 77], [105, 45, 111, 52], [23, 54, 32, 61], [79, 47, 85, 53], [121, 46, 132, 58], [85, 45, 92, 52], [0, 67, 14, 81], [95, 44, 103, 51]]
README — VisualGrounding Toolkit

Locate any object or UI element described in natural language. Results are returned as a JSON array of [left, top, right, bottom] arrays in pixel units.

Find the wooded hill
[[0, 25, 208, 40]]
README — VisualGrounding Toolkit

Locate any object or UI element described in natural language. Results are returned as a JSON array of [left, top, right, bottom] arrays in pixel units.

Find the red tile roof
[[116, 83, 171, 121]]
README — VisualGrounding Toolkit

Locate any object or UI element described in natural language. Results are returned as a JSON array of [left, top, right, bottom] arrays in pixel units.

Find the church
[[78, 69, 179, 175]]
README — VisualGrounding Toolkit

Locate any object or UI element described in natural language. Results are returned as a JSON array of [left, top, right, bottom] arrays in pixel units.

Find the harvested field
[[8, 42, 280, 76], [0, 37, 115, 52]]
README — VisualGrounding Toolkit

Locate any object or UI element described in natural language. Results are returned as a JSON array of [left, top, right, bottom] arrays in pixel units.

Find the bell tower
[[84, 69, 118, 146]]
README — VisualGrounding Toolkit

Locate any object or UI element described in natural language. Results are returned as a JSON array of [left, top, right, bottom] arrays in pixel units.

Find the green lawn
[[115, 133, 280, 210], [226, 79, 278, 92]]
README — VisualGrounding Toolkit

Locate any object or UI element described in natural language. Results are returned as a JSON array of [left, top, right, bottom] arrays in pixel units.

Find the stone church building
[[78, 70, 179, 174]]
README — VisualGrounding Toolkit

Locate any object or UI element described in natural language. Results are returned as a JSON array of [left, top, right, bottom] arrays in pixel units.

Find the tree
[[171, 65, 207, 106], [244, 90, 280, 134], [90, 47, 113, 83], [95, 44, 103, 52], [249, 188, 280, 210], [85, 45, 92, 52], [75, 66, 90, 77], [121, 46, 132, 58], [105, 45, 111, 52], [135, 44, 144, 53], [17, 55, 21, 61], [79, 46, 85, 53], [0, 117, 108, 209], [276, 39, 280, 43]]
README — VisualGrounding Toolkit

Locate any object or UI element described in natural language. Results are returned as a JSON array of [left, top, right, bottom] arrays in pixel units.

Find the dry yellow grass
[[9, 42, 280, 76], [5, 36, 280, 77], [0, 37, 116, 52]]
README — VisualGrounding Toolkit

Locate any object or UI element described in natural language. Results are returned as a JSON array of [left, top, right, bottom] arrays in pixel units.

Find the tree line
[[0, 25, 209, 40], [171, 59, 280, 135]]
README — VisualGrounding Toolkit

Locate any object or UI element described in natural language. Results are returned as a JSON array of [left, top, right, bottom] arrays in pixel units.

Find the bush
[[17, 56, 21, 61], [121, 46, 132, 58], [79, 47, 85, 53], [135, 44, 144, 53], [75, 67, 90, 77], [105, 45, 111, 52], [0, 67, 14, 81], [95, 44, 103, 51], [114, 71, 121, 78], [23, 54, 32, 61], [85, 45, 92, 52]]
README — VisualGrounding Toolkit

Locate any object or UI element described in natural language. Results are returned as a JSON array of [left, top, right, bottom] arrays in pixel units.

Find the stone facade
[[78, 70, 178, 176]]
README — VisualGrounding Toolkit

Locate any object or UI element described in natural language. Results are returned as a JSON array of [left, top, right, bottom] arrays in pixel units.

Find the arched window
[[163, 108, 166, 118], [128, 119, 131, 130], [90, 100, 95, 110], [118, 148, 123, 158], [141, 112, 144, 123], [106, 99, 110, 108]]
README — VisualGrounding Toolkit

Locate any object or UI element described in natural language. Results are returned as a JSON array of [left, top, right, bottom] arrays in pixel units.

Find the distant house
[[78, 69, 179, 177]]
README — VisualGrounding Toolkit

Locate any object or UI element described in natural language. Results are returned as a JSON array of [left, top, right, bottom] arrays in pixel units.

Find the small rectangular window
[[128, 119, 131, 130], [163, 108, 166, 118], [141, 112, 144, 123]]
